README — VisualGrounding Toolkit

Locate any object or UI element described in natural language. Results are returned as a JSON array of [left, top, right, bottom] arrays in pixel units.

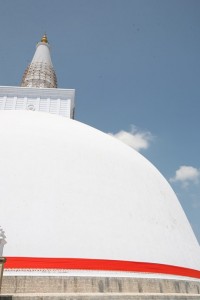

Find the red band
[[4, 257, 200, 279]]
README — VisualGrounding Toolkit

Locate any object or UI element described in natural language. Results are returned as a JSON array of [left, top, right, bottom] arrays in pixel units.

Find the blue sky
[[0, 0, 200, 243]]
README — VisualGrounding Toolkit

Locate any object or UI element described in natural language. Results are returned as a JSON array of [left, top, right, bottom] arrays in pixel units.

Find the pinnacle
[[41, 34, 48, 44], [20, 35, 57, 88]]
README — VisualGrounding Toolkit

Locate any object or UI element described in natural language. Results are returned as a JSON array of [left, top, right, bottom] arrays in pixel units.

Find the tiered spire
[[0, 226, 6, 256], [21, 34, 57, 88]]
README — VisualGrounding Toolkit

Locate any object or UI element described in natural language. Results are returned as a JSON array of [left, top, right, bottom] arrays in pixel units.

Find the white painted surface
[[4, 270, 200, 281], [0, 86, 75, 118], [0, 111, 200, 270], [31, 42, 53, 66], [21, 41, 57, 88]]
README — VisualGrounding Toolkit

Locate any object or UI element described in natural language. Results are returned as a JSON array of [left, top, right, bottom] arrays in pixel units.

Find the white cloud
[[170, 165, 200, 186], [109, 126, 153, 151]]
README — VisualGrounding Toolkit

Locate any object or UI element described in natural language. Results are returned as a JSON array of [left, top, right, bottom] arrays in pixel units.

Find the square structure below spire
[[0, 86, 75, 119]]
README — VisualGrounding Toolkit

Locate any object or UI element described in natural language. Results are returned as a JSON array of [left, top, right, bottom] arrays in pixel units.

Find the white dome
[[0, 111, 200, 274]]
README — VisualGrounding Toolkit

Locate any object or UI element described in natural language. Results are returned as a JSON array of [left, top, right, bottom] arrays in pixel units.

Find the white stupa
[[0, 35, 200, 298]]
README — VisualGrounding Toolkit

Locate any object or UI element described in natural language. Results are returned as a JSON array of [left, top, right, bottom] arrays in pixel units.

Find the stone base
[[1, 294, 200, 300], [0, 258, 6, 293], [1, 275, 200, 299]]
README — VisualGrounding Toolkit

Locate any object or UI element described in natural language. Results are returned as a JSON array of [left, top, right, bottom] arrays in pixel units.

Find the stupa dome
[[0, 110, 200, 278]]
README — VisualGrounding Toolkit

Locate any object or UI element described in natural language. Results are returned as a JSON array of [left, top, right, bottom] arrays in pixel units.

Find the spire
[[21, 34, 57, 88], [0, 226, 6, 256]]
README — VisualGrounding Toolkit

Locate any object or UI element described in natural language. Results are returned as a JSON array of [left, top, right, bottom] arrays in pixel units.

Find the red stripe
[[4, 257, 200, 279]]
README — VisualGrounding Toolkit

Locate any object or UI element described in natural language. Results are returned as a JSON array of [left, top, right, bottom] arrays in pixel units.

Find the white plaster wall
[[0, 111, 199, 270], [0, 86, 75, 118]]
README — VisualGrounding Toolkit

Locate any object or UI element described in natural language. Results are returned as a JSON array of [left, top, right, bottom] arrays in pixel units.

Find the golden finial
[[41, 34, 48, 43]]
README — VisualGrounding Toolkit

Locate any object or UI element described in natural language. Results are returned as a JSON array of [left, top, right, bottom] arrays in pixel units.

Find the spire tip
[[41, 34, 48, 43]]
